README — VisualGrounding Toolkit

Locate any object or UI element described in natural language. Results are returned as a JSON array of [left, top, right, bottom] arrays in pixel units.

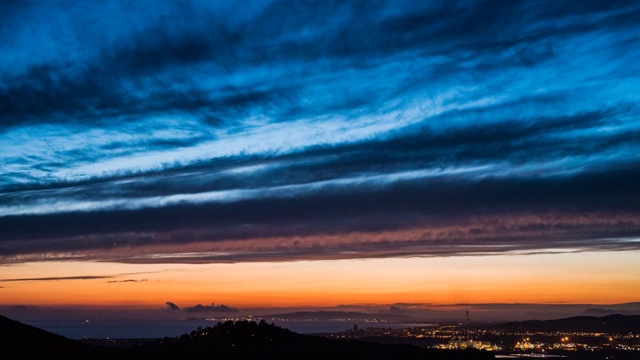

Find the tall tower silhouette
[[466, 310, 470, 342]]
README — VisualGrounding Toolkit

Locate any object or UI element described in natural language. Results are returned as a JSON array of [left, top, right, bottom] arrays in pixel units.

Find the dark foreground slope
[[0, 314, 117, 358], [0, 315, 493, 360]]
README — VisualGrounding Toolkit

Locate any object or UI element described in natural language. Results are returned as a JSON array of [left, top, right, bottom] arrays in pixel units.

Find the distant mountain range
[[247, 302, 640, 324], [262, 310, 418, 322], [259, 310, 640, 335], [494, 314, 640, 333]]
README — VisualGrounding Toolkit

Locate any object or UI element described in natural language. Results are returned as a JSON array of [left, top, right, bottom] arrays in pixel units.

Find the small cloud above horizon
[[183, 303, 239, 314], [165, 302, 180, 311], [164, 302, 239, 313]]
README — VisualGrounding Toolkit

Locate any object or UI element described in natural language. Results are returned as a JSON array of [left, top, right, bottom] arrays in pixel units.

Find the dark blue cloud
[[0, 0, 639, 263]]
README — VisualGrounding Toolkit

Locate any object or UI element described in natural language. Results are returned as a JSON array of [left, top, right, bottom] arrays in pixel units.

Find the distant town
[[175, 312, 640, 358], [323, 323, 640, 353]]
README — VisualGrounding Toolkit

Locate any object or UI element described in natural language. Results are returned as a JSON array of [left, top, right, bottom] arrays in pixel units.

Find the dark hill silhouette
[[0, 314, 115, 358], [495, 314, 640, 333]]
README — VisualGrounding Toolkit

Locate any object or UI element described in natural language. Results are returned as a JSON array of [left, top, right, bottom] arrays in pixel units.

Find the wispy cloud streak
[[0, 276, 113, 282]]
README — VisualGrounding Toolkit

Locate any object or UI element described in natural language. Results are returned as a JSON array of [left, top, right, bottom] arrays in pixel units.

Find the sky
[[1, 0, 640, 333]]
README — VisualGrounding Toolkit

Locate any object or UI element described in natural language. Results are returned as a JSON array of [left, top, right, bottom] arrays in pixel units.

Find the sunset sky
[[1, 0, 640, 329]]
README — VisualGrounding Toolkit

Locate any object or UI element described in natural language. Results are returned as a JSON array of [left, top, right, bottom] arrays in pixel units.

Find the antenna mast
[[466, 310, 470, 342]]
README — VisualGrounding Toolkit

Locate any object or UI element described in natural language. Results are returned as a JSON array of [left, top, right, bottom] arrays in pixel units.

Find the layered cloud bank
[[1, 0, 639, 264]]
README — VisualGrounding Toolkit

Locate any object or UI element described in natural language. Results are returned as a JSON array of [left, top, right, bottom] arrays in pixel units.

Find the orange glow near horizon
[[1, 250, 639, 309]]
